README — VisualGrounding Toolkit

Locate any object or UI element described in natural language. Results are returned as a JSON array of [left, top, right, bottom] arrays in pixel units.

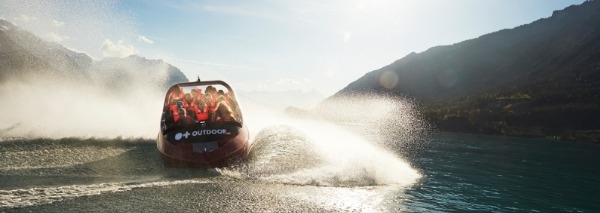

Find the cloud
[[275, 78, 302, 85], [343, 31, 352, 42], [137, 35, 154, 44], [201, 4, 283, 21], [45, 32, 70, 42], [14, 14, 37, 23], [202, 5, 257, 17], [51, 19, 64, 28], [101, 39, 138, 58], [324, 69, 336, 78], [171, 57, 263, 71]]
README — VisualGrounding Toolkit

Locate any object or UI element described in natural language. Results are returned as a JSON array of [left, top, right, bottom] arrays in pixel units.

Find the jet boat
[[157, 80, 249, 167]]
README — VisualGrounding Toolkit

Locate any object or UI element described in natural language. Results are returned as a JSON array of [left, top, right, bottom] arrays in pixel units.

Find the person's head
[[217, 95, 226, 103], [218, 100, 231, 112], [197, 96, 206, 106], [176, 101, 185, 109], [205, 86, 214, 95], [169, 85, 181, 94], [185, 93, 193, 103]]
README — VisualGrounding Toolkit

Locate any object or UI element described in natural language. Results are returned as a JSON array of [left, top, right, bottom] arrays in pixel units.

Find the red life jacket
[[171, 108, 180, 122], [196, 106, 209, 121]]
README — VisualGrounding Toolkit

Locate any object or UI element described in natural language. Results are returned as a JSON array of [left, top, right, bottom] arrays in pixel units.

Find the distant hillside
[[322, 0, 600, 142], [88, 55, 188, 92], [0, 18, 188, 90], [0, 19, 89, 81], [239, 89, 325, 112]]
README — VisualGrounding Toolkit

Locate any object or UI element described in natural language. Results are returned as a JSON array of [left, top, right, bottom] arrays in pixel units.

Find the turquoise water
[[401, 132, 600, 212], [1, 131, 598, 212]]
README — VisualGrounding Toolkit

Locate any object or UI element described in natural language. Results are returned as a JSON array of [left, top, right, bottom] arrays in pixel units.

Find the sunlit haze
[[0, 0, 585, 95]]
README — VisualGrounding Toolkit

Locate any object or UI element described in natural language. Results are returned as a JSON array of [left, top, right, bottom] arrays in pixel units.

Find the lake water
[[1, 128, 599, 212], [402, 132, 600, 212]]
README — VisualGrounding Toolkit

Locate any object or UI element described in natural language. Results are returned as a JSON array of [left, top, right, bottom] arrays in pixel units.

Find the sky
[[0, 0, 587, 96]]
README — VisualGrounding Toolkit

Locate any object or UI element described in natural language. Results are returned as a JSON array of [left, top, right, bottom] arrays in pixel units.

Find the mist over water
[[0, 89, 427, 209], [0, 75, 164, 139], [225, 94, 428, 187], [0, 73, 426, 187]]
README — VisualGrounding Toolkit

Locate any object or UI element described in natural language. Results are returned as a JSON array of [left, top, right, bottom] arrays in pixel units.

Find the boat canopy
[[160, 81, 244, 133]]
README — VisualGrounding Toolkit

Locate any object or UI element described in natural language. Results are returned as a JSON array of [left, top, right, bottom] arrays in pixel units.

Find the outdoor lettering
[[174, 129, 228, 140]]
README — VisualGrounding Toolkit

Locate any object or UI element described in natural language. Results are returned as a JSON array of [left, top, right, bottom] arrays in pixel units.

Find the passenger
[[193, 95, 209, 121], [220, 111, 235, 122], [191, 88, 203, 102], [168, 85, 186, 106], [170, 100, 185, 113], [171, 101, 186, 123], [162, 112, 175, 129], [205, 86, 214, 95], [205, 93, 216, 120], [215, 92, 237, 118], [216, 94, 226, 103], [206, 86, 219, 102], [191, 88, 199, 99], [185, 93, 194, 105], [196, 89, 203, 97], [177, 108, 197, 125], [205, 86, 216, 98], [167, 86, 189, 119], [213, 100, 235, 122], [186, 94, 209, 122], [225, 92, 239, 117]]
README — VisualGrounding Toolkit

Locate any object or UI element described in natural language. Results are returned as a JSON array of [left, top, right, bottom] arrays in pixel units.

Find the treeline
[[424, 75, 600, 142]]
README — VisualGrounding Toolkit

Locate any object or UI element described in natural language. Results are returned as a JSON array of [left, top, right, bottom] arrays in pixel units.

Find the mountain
[[320, 0, 600, 142], [0, 19, 89, 81], [239, 89, 325, 112], [88, 55, 188, 92], [0, 18, 188, 90]]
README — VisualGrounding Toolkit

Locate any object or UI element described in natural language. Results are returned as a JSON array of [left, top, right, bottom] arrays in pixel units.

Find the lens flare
[[379, 71, 399, 89]]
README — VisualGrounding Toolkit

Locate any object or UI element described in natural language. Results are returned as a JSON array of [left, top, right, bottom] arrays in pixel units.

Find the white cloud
[[257, 82, 269, 90], [51, 19, 64, 28], [201, 4, 283, 21], [275, 78, 301, 85], [14, 14, 37, 23], [45, 32, 70, 42], [101, 39, 138, 58], [137, 35, 154, 44], [324, 69, 336, 78], [343, 31, 352, 42]]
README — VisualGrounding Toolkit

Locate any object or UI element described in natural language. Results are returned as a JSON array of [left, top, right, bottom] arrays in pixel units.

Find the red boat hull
[[157, 80, 250, 168], [156, 124, 250, 168]]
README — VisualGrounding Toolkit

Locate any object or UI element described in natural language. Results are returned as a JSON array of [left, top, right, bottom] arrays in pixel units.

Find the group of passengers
[[165, 85, 238, 126]]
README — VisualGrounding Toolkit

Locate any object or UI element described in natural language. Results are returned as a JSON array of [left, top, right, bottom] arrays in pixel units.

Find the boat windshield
[[161, 81, 243, 130]]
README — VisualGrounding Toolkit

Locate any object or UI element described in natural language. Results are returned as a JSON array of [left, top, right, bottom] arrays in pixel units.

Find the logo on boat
[[174, 129, 227, 140]]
